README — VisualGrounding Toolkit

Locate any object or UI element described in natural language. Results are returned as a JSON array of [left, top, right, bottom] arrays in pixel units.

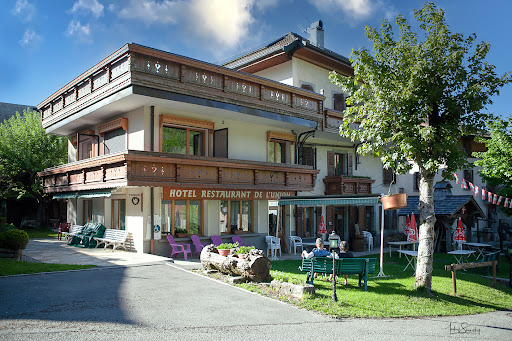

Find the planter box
[[175, 233, 190, 238]]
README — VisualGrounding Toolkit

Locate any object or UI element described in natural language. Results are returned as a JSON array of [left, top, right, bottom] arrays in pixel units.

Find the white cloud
[[70, 0, 104, 18], [309, 0, 374, 21], [11, 0, 36, 22], [19, 28, 41, 47], [114, 0, 274, 55], [66, 20, 92, 41]]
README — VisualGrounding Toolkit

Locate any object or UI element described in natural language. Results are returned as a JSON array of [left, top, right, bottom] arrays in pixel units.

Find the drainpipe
[[150, 106, 155, 254]]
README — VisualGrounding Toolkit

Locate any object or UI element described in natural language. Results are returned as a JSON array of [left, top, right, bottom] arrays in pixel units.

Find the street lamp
[[329, 231, 340, 302]]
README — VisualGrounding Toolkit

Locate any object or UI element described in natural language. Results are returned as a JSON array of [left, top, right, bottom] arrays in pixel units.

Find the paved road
[[1, 263, 511, 340]]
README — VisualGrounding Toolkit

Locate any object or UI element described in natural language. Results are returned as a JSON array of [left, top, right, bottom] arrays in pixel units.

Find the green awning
[[77, 190, 112, 199], [278, 196, 381, 206], [53, 192, 77, 199]]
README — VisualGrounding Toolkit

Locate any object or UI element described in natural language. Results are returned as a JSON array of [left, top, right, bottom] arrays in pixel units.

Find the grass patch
[[25, 227, 58, 239], [239, 252, 512, 318], [0, 259, 96, 276]]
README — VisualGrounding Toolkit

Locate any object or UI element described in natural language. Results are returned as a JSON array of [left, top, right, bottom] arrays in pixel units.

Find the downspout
[[150, 106, 155, 254]]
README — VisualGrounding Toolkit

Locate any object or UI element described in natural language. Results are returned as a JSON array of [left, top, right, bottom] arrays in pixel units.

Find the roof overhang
[[278, 194, 380, 206]]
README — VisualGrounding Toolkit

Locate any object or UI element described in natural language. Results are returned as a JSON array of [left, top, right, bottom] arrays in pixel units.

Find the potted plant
[[174, 227, 190, 238], [381, 193, 407, 210], [235, 245, 255, 259], [216, 242, 238, 256]]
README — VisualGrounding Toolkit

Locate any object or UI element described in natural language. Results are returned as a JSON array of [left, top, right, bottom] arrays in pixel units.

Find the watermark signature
[[449, 322, 480, 335]]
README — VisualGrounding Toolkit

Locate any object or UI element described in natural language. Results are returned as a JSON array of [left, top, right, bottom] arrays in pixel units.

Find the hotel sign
[[164, 188, 295, 201]]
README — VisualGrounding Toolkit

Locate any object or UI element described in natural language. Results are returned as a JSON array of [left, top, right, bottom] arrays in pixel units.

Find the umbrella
[[408, 213, 418, 243], [404, 215, 411, 236], [318, 216, 327, 237], [454, 217, 466, 249]]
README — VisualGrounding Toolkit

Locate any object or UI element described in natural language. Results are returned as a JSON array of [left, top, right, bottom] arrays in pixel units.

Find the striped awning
[[77, 190, 112, 198], [278, 196, 381, 206]]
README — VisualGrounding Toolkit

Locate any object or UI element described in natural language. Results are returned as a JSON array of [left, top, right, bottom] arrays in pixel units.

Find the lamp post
[[329, 231, 340, 302]]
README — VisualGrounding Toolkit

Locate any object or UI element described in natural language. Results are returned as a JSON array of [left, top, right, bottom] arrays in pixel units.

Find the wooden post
[[451, 264, 457, 295], [492, 260, 497, 288]]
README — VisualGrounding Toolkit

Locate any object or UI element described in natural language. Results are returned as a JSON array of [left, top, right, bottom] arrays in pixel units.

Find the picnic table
[[397, 250, 418, 274], [389, 241, 417, 258], [447, 249, 475, 267], [463, 242, 492, 260]]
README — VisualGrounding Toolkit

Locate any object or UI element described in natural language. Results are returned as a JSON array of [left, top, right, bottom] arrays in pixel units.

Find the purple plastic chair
[[211, 235, 222, 246], [232, 235, 250, 247], [190, 234, 207, 257], [167, 235, 192, 260]]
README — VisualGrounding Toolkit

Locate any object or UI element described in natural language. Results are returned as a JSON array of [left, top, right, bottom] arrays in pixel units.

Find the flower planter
[[175, 233, 190, 238], [381, 193, 407, 210], [237, 253, 247, 259], [217, 248, 232, 257], [234, 230, 244, 235]]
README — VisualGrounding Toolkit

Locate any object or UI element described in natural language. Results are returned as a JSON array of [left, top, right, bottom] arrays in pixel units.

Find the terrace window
[[220, 200, 253, 234], [160, 114, 214, 156], [267, 131, 295, 164]]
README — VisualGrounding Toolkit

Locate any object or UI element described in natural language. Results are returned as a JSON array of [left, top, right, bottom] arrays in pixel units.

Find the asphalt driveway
[[1, 263, 511, 340]]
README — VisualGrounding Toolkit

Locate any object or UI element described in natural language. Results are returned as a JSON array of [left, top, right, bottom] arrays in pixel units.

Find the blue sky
[[1, 0, 510, 118]]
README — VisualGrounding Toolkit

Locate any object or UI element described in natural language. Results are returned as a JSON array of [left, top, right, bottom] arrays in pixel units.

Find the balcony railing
[[39, 150, 319, 194], [323, 176, 374, 195], [38, 43, 325, 131]]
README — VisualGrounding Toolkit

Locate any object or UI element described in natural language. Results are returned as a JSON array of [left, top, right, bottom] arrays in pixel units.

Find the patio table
[[388, 241, 417, 258], [398, 250, 417, 274], [447, 249, 475, 269], [463, 242, 492, 260]]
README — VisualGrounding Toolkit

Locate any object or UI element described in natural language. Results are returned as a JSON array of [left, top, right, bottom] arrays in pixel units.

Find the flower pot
[[175, 233, 190, 238], [234, 230, 244, 234], [238, 253, 247, 259], [217, 248, 232, 257], [381, 193, 407, 210]]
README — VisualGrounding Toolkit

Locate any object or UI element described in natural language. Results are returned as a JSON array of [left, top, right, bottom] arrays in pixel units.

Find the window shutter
[[347, 153, 353, 175], [301, 84, 314, 92], [327, 151, 335, 176], [302, 146, 315, 167], [213, 128, 228, 158], [333, 94, 345, 111], [383, 167, 394, 185]]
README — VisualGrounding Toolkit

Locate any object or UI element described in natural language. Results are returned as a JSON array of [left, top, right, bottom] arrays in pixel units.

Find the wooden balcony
[[38, 43, 325, 131], [39, 150, 319, 194], [323, 176, 374, 195]]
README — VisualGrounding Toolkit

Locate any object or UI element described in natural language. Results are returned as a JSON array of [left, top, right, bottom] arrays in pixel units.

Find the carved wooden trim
[[267, 131, 295, 143], [160, 114, 214, 130], [98, 118, 128, 136]]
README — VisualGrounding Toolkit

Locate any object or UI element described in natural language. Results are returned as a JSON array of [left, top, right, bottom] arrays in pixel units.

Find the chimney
[[309, 20, 324, 48]]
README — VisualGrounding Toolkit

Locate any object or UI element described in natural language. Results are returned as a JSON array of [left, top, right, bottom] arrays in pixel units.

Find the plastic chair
[[167, 235, 192, 260], [211, 235, 222, 246], [190, 234, 207, 257], [265, 236, 281, 259], [57, 222, 71, 241], [288, 236, 303, 255], [232, 235, 250, 247], [362, 231, 373, 251]]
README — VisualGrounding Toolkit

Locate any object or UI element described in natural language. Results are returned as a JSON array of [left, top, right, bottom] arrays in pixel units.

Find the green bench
[[299, 257, 377, 291]]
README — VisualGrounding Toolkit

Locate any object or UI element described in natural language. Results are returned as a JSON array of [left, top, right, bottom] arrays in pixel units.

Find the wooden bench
[[299, 257, 377, 291], [61, 225, 83, 243], [93, 229, 129, 251]]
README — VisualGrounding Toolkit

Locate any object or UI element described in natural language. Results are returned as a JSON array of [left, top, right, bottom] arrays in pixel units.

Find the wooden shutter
[[302, 146, 315, 167], [213, 128, 228, 158], [383, 167, 394, 184], [327, 151, 335, 176], [347, 153, 353, 175], [333, 94, 345, 111]]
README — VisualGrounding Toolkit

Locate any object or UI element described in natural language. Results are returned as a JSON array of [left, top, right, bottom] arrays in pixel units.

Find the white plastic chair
[[265, 236, 281, 259], [362, 231, 373, 251], [288, 236, 303, 255]]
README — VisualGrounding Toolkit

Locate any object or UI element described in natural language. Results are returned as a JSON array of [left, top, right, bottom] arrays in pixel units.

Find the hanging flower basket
[[381, 193, 407, 210]]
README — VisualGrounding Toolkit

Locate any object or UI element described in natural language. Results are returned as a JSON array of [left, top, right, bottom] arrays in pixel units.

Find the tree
[[0, 108, 67, 205], [473, 118, 512, 214], [330, 2, 510, 292]]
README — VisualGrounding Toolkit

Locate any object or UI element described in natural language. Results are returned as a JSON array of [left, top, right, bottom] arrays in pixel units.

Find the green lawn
[[25, 227, 59, 239], [239, 252, 512, 318], [0, 259, 96, 276]]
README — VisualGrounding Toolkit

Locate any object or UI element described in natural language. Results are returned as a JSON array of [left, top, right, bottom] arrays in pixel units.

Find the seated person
[[301, 238, 337, 259], [329, 240, 353, 284]]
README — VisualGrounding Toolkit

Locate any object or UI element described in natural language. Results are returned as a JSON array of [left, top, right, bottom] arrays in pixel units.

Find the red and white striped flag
[[488, 191, 493, 203], [497, 196, 503, 205], [468, 182, 474, 191], [505, 198, 510, 207], [493, 194, 498, 204], [481, 188, 486, 200], [462, 179, 468, 189], [454, 173, 460, 184], [474, 185, 479, 196]]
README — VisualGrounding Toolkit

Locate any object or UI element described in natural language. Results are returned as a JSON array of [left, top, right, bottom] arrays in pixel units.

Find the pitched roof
[[0, 102, 37, 124], [221, 32, 352, 74], [398, 195, 485, 218]]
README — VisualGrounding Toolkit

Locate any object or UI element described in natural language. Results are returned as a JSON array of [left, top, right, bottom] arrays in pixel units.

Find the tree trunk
[[414, 169, 436, 292], [200, 245, 271, 282]]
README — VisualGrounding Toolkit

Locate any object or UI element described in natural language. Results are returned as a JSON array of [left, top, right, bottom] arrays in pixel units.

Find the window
[[301, 146, 316, 167], [77, 133, 99, 161], [83, 200, 93, 225], [161, 200, 202, 235], [383, 167, 395, 185], [333, 93, 345, 111], [220, 200, 253, 234], [414, 172, 420, 191], [301, 83, 314, 92], [463, 169, 474, 186], [112, 199, 126, 230], [327, 151, 353, 176], [267, 131, 295, 164], [160, 114, 214, 156], [99, 118, 128, 155]]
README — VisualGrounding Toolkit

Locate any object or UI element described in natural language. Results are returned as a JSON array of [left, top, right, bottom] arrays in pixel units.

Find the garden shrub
[[0, 229, 29, 250]]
